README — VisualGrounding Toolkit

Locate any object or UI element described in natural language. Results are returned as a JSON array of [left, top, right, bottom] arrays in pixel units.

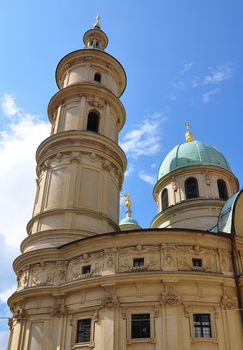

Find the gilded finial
[[124, 193, 132, 217], [93, 14, 101, 29], [184, 122, 194, 142]]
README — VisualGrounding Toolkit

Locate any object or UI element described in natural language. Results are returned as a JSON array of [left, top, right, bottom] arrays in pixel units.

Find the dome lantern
[[119, 193, 141, 230], [83, 16, 108, 50]]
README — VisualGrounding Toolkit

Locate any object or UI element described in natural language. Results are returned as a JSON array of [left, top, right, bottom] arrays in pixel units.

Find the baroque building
[[7, 18, 243, 350]]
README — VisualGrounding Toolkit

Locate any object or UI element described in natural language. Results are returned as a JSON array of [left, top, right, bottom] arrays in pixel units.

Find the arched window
[[161, 188, 169, 210], [185, 177, 199, 199], [87, 111, 99, 132], [94, 72, 101, 82], [217, 179, 228, 200]]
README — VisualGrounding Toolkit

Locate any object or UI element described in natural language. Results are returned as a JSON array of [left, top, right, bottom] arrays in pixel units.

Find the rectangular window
[[133, 258, 144, 267], [131, 314, 150, 339], [192, 258, 202, 267], [82, 265, 91, 274], [76, 319, 91, 343], [193, 314, 212, 338]]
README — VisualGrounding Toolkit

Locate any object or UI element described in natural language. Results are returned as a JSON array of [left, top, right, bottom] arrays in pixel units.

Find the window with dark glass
[[94, 72, 101, 82], [133, 258, 144, 267], [87, 111, 99, 132], [185, 177, 199, 199], [82, 265, 91, 274], [131, 314, 150, 339], [217, 179, 228, 200], [162, 188, 169, 210], [76, 319, 91, 343], [193, 314, 212, 338], [192, 258, 202, 267]]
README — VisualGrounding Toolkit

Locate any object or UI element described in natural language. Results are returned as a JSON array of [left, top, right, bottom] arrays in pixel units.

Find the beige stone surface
[[7, 23, 243, 350]]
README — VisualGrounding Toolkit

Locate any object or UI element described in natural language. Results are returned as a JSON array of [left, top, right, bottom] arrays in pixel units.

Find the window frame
[[76, 318, 92, 344], [185, 177, 199, 199], [72, 314, 95, 348], [94, 72, 102, 83], [192, 258, 203, 268], [131, 313, 151, 339], [193, 313, 212, 338], [217, 179, 228, 200], [87, 111, 100, 133], [161, 188, 169, 210], [133, 258, 144, 267], [187, 308, 217, 343], [82, 265, 91, 275], [126, 309, 155, 344]]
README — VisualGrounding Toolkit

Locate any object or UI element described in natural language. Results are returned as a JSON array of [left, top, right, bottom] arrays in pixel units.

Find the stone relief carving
[[13, 303, 26, 322], [103, 248, 116, 272], [217, 248, 232, 272], [161, 244, 177, 270], [160, 285, 181, 305], [17, 268, 29, 290], [15, 243, 233, 291], [51, 295, 68, 317], [172, 181, 178, 191], [102, 159, 112, 172], [205, 171, 211, 185], [118, 245, 160, 272], [69, 152, 81, 164], [101, 290, 119, 308], [221, 286, 237, 309], [30, 263, 55, 287]]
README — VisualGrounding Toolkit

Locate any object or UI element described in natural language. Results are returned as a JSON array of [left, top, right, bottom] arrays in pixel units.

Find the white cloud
[[138, 170, 155, 185], [0, 330, 9, 350], [180, 62, 194, 74], [171, 80, 185, 90], [124, 165, 134, 177], [163, 94, 176, 101], [2, 94, 21, 118], [202, 88, 220, 103], [192, 77, 200, 88], [0, 287, 16, 304], [0, 95, 49, 249], [203, 63, 233, 85], [0, 95, 49, 347], [120, 113, 166, 159]]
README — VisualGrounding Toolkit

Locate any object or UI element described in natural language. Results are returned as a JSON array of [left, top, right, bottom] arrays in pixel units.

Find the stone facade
[[6, 20, 243, 350]]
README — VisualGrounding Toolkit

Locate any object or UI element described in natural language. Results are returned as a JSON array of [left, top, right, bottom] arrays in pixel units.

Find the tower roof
[[157, 140, 231, 180], [83, 16, 108, 50]]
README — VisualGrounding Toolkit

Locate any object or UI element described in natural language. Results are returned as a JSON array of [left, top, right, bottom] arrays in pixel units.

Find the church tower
[[7, 19, 243, 350], [151, 124, 239, 230], [22, 16, 127, 253]]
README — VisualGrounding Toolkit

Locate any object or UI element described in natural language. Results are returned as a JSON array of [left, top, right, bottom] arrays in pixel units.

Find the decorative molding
[[13, 304, 26, 322], [160, 284, 181, 305], [205, 171, 211, 185], [221, 286, 237, 309]]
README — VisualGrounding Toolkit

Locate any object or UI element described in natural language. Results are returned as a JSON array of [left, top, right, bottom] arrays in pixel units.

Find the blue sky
[[0, 1, 243, 348]]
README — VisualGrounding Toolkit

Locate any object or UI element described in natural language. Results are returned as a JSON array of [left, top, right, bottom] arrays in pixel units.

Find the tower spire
[[93, 14, 101, 29], [185, 121, 194, 142], [83, 15, 108, 50], [124, 193, 132, 218]]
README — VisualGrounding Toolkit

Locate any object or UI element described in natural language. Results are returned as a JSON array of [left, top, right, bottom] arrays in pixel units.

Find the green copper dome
[[119, 216, 139, 226], [158, 140, 231, 180]]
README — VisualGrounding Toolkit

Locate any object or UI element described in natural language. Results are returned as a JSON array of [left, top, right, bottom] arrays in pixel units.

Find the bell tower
[[22, 17, 127, 252]]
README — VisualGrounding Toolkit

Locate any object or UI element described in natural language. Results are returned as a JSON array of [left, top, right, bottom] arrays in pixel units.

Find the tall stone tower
[[7, 19, 243, 350], [22, 16, 126, 253]]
